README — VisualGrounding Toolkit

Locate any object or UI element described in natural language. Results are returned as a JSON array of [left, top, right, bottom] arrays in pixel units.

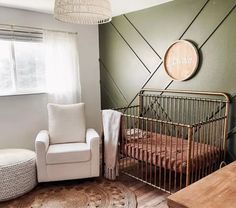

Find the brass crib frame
[[116, 89, 230, 193]]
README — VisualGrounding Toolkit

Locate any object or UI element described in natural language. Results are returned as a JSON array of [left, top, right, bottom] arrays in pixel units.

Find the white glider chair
[[35, 103, 100, 182]]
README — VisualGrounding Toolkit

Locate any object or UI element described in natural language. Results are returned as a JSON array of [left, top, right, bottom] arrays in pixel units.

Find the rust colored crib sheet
[[122, 132, 220, 173]]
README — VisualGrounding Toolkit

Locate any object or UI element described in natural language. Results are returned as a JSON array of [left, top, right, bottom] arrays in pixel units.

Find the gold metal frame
[[115, 89, 230, 193]]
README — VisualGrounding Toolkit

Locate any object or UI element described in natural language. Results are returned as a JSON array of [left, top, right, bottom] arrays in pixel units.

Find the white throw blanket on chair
[[102, 110, 122, 180]]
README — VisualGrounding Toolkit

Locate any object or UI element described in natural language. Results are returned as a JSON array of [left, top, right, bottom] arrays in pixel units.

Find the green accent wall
[[99, 0, 236, 158]]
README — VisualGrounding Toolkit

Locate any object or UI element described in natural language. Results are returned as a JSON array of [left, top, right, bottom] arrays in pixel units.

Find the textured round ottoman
[[0, 149, 37, 201]]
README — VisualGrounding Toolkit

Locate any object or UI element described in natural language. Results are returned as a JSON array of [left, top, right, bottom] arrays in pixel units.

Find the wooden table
[[167, 161, 236, 208]]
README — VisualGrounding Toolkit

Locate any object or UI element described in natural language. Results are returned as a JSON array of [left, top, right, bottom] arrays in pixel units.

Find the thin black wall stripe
[[199, 3, 236, 49], [178, 0, 210, 40], [141, 61, 163, 89], [101, 83, 118, 108], [228, 127, 236, 138], [126, 61, 163, 108], [110, 22, 151, 74], [100, 59, 129, 104], [123, 14, 162, 60]]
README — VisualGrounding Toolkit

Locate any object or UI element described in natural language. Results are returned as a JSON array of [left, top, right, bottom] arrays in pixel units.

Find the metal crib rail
[[117, 89, 230, 193]]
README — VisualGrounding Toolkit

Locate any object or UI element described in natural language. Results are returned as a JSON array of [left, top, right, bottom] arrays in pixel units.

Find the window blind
[[0, 25, 43, 42]]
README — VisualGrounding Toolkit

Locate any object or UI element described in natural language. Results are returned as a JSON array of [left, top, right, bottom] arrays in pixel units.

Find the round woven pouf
[[0, 149, 37, 202]]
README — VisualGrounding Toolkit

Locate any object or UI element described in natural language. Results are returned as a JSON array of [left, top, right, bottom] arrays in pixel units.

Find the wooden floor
[[118, 174, 169, 208]]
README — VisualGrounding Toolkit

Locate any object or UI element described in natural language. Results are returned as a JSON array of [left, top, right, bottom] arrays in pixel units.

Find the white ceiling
[[0, 0, 172, 16]]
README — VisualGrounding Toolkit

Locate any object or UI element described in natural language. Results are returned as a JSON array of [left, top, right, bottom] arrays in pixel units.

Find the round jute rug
[[0, 179, 137, 208]]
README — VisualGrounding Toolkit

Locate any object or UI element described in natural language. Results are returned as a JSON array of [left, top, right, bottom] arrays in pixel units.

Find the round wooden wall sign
[[164, 40, 199, 81]]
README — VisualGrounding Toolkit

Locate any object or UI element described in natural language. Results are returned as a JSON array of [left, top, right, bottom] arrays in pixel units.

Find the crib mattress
[[122, 132, 220, 173]]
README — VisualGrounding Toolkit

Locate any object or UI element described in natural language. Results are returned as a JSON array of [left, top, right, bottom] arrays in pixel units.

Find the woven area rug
[[0, 179, 137, 208]]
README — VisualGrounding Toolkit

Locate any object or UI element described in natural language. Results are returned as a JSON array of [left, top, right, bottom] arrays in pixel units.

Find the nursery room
[[0, 0, 236, 207]]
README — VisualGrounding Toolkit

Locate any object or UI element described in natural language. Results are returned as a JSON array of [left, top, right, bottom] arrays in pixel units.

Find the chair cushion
[[46, 143, 91, 165], [48, 103, 86, 144]]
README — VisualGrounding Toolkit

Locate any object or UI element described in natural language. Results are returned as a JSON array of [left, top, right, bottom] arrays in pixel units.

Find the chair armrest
[[35, 130, 49, 182], [86, 128, 100, 176], [86, 128, 100, 146], [35, 130, 50, 152]]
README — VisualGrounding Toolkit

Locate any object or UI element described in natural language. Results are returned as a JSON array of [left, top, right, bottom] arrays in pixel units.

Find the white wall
[[0, 7, 101, 150], [111, 0, 173, 16]]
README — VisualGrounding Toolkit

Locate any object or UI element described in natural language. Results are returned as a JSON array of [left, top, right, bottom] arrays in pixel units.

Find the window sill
[[0, 91, 47, 97]]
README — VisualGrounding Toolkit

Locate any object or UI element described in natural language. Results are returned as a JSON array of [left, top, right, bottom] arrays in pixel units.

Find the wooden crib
[[116, 89, 230, 193]]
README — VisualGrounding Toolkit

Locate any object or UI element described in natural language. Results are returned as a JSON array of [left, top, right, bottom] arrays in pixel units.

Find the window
[[0, 26, 80, 101], [0, 31, 45, 95]]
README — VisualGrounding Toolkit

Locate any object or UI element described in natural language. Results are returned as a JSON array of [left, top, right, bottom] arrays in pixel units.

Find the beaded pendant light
[[54, 0, 112, 25]]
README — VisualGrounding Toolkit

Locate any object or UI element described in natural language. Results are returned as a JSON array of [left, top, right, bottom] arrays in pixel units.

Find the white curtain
[[43, 31, 81, 104]]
